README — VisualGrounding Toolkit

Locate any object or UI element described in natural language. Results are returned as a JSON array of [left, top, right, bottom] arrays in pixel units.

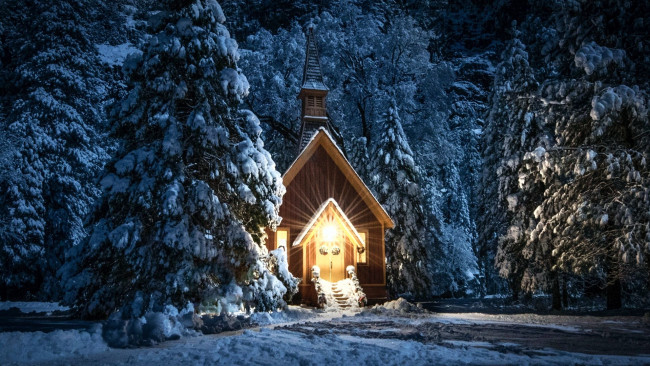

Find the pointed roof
[[301, 27, 328, 91], [292, 198, 365, 248], [284, 128, 394, 229]]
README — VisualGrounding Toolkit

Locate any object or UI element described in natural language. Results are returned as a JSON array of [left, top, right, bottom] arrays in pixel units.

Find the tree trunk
[[647, 261, 650, 296], [357, 101, 370, 144], [606, 278, 622, 310], [606, 261, 622, 310], [510, 278, 520, 302], [562, 276, 569, 308], [552, 274, 562, 311]]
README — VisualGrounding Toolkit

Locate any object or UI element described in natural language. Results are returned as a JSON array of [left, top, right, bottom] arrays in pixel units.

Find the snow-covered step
[[315, 278, 363, 310]]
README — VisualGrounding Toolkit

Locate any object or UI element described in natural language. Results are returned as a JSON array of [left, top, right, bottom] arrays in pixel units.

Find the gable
[[283, 129, 394, 229], [292, 198, 365, 249]]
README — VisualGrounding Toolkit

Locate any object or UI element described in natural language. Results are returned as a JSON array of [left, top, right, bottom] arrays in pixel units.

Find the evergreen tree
[[427, 54, 488, 297], [430, 166, 479, 296], [485, 0, 650, 308], [0, 0, 108, 300], [62, 0, 295, 319], [488, 33, 545, 302], [372, 102, 432, 298], [517, 0, 650, 308]]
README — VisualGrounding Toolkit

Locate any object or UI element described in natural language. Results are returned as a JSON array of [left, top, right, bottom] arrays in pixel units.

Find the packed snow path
[[2, 300, 650, 365]]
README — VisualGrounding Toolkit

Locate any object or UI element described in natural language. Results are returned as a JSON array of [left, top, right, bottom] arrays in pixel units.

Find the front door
[[316, 240, 345, 282]]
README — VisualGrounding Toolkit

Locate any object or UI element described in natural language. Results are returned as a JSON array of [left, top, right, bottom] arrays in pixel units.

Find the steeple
[[301, 27, 328, 92], [297, 27, 330, 152]]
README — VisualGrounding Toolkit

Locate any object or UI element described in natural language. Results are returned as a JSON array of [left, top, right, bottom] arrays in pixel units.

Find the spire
[[301, 27, 328, 91], [297, 26, 331, 152]]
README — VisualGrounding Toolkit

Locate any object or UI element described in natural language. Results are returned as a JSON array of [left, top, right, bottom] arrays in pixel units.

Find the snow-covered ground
[[2, 300, 649, 365]]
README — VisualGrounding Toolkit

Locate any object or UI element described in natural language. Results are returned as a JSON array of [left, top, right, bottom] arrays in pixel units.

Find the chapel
[[265, 28, 393, 306]]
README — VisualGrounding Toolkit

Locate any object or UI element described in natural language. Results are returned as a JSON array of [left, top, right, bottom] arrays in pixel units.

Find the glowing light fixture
[[322, 224, 337, 242]]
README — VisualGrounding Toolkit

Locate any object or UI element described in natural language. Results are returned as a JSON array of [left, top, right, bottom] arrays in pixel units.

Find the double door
[[315, 240, 345, 282]]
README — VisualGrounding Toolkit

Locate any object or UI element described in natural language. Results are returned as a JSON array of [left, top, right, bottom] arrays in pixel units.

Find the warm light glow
[[322, 224, 337, 242], [277, 229, 288, 249]]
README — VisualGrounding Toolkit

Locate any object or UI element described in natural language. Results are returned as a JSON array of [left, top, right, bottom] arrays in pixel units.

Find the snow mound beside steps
[[362, 298, 427, 315]]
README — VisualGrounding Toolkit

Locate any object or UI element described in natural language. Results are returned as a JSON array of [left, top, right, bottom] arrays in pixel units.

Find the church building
[[265, 28, 393, 306]]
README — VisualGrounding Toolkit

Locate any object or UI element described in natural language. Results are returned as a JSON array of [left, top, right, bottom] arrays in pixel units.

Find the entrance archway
[[293, 199, 366, 286]]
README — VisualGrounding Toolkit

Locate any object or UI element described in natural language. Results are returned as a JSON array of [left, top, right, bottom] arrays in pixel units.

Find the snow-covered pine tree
[[424, 54, 487, 297], [515, 0, 650, 309], [481, 0, 650, 309], [372, 102, 432, 298], [486, 31, 551, 302], [482, 30, 537, 299], [0, 0, 108, 300], [62, 0, 295, 319], [430, 165, 479, 296], [482, 33, 530, 301]]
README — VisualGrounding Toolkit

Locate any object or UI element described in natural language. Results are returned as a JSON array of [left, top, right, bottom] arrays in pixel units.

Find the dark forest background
[[1, 0, 648, 313]]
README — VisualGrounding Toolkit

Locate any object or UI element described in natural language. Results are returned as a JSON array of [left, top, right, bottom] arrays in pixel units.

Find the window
[[307, 96, 315, 107], [316, 97, 324, 108], [276, 228, 288, 250], [357, 231, 367, 264]]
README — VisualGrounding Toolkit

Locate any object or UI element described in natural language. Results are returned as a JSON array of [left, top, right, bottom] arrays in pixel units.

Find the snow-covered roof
[[302, 80, 329, 91], [283, 128, 394, 229], [292, 198, 365, 248]]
